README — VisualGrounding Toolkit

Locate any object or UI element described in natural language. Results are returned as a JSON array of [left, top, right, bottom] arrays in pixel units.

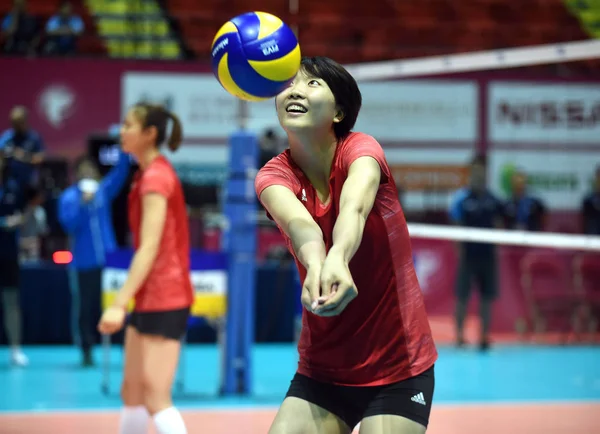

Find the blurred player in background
[[0, 150, 28, 366], [97, 104, 192, 434], [19, 187, 48, 261], [58, 151, 131, 366], [449, 156, 504, 351], [503, 169, 546, 231], [256, 57, 437, 434], [0, 106, 44, 187], [582, 165, 600, 235]]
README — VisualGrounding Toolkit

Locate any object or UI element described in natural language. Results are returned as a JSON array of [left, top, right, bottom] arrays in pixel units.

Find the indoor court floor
[[1, 344, 599, 433]]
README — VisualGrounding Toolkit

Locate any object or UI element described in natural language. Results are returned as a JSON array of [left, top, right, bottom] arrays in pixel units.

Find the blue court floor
[[0, 344, 599, 413]]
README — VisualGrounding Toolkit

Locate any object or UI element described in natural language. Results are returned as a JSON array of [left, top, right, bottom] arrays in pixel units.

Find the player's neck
[[288, 132, 337, 183], [136, 148, 161, 170]]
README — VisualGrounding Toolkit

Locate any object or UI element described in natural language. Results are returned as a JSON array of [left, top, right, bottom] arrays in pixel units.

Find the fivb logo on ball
[[260, 40, 279, 56], [210, 11, 301, 101]]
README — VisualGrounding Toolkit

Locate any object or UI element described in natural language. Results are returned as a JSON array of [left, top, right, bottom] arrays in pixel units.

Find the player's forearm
[[330, 207, 366, 263], [113, 246, 159, 308], [288, 219, 327, 268]]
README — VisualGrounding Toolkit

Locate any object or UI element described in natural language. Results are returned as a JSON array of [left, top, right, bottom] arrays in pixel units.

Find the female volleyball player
[[97, 103, 192, 434], [255, 57, 438, 434]]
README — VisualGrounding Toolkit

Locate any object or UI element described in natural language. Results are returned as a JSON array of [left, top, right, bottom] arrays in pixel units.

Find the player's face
[[120, 111, 143, 154], [512, 172, 527, 195], [77, 160, 100, 181], [121, 110, 156, 155], [275, 69, 342, 136], [470, 163, 487, 190]]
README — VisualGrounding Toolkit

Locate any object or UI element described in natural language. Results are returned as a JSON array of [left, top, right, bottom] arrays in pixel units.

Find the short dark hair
[[300, 56, 362, 140]]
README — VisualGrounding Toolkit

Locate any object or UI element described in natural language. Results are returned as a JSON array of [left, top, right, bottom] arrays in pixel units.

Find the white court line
[[1, 398, 598, 416]]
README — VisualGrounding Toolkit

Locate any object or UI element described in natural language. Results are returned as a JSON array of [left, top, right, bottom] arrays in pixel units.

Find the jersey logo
[[301, 188, 307, 202]]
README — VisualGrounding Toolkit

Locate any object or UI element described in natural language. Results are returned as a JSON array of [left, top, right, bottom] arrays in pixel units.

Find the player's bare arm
[[316, 156, 381, 316], [260, 184, 327, 310], [114, 192, 168, 307]]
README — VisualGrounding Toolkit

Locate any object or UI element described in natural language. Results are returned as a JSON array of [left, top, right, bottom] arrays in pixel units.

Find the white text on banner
[[121, 72, 282, 139], [354, 80, 478, 142]]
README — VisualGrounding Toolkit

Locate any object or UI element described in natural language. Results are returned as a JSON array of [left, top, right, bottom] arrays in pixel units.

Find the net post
[[220, 129, 258, 396]]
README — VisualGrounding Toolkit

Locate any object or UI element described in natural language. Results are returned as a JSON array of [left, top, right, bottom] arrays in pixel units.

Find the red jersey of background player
[[128, 155, 193, 312], [255, 132, 438, 387]]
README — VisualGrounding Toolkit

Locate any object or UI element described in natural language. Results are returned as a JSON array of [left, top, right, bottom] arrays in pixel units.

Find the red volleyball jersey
[[255, 132, 438, 386], [128, 155, 193, 312]]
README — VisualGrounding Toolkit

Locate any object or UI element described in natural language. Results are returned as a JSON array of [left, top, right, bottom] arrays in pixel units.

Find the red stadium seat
[[520, 250, 580, 340], [164, 0, 592, 63], [572, 254, 600, 339]]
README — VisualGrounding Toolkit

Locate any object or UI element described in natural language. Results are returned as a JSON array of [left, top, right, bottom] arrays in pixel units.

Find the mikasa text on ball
[[211, 11, 301, 101]]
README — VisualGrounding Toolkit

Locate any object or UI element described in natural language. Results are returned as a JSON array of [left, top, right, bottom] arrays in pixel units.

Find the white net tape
[[345, 39, 600, 81], [408, 224, 600, 251]]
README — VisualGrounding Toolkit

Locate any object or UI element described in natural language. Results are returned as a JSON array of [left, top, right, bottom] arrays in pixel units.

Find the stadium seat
[[86, 0, 180, 58], [520, 251, 581, 340], [163, 0, 592, 62], [572, 254, 600, 339]]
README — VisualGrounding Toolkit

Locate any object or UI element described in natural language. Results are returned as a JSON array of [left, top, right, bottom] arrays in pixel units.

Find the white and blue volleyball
[[211, 12, 301, 101]]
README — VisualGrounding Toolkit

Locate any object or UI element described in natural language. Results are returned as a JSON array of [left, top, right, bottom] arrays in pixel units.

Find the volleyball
[[211, 12, 301, 101]]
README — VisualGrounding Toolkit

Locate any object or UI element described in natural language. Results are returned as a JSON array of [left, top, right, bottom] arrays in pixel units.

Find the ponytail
[[167, 111, 183, 152], [132, 103, 183, 151]]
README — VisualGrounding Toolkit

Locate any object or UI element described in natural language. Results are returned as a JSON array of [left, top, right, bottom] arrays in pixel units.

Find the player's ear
[[333, 107, 344, 124]]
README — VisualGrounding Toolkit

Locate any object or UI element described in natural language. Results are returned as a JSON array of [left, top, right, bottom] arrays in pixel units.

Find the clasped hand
[[301, 249, 358, 317], [97, 305, 126, 335]]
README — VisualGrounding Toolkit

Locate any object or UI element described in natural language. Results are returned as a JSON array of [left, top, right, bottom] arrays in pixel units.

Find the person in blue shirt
[[1, 0, 39, 55], [44, 1, 84, 55], [449, 155, 504, 351], [503, 169, 546, 231], [58, 150, 131, 366], [0, 106, 45, 188], [582, 165, 600, 235], [0, 150, 29, 367]]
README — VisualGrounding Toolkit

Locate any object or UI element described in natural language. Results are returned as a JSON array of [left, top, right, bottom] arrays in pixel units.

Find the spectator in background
[[1, 0, 39, 55], [582, 165, 600, 235], [58, 151, 131, 367], [503, 169, 546, 231], [43, 1, 84, 56], [0, 106, 45, 188], [449, 155, 504, 351], [0, 150, 29, 367], [19, 188, 48, 261]]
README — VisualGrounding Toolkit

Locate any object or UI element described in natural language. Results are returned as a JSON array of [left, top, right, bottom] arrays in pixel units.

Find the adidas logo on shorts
[[411, 392, 426, 405]]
